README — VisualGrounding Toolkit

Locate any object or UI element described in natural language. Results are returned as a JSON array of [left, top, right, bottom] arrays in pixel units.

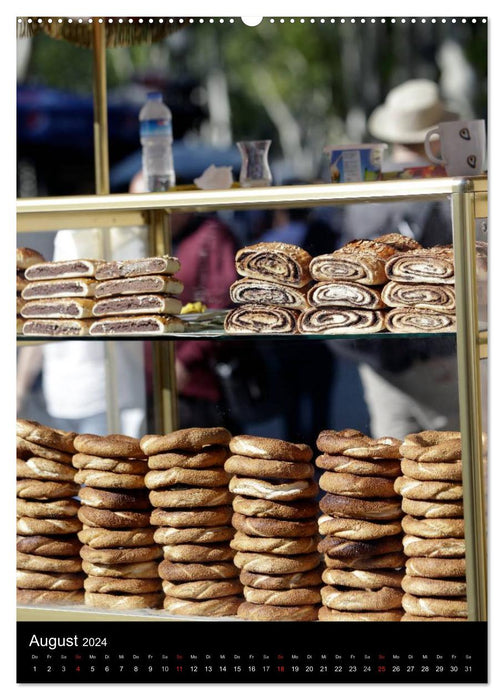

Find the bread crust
[[17, 497, 79, 519], [80, 544, 162, 565], [318, 535, 403, 559], [72, 452, 148, 474], [319, 607, 402, 621], [229, 475, 318, 501], [145, 466, 230, 489], [240, 568, 322, 590], [17, 247, 45, 270], [232, 495, 318, 520], [320, 493, 402, 521], [16, 479, 79, 500], [16, 570, 84, 591], [322, 567, 404, 590], [17, 516, 82, 536], [401, 515, 465, 539], [158, 560, 238, 582], [317, 515, 402, 540], [243, 585, 320, 606], [324, 552, 406, 571], [316, 454, 401, 477], [402, 593, 467, 618], [161, 578, 242, 600], [401, 497, 464, 518], [140, 428, 231, 455], [149, 487, 233, 509], [84, 576, 162, 594], [405, 557, 466, 579], [78, 486, 150, 510], [229, 435, 312, 462], [400, 458, 462, 482], [17, 551, 82, 573], [153, 525, 234, 545], [74, 433, 144, 459], [150, 506, 232, 528], [82, 560, 160, 579], [17, 436, 74, 465], [78, 505, 151, 529], [400, 430, 462, 462], [320, 471, 396, 498], [16, 419, 76, 453], [233, 551, 321, 575], [163, 595, 241, 617], [317, 429, 401, 459], [16, 535, 81, 557], [321, 584, 403, 611], [17, 589, 84, 605], [232, 512, 317, 538], [162, 543, 234, 563], [85, 591, 163, 610], [402, 535, 465, 558], [394, 476, 463, 501], [237, 601, 318, 621], [402, 575, 466, 598], [224, 454, 314, 479], [78, 527, 156, 549], [16, 457, 77, 482], [231, 533, 319, 555], [147, 447, 228, 470]]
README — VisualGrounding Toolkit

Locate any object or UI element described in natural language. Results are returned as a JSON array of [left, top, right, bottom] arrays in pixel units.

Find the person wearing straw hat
[[333, 79, 462, 439]]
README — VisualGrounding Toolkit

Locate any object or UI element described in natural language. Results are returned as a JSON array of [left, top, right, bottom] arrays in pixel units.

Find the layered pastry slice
[[21, 298, 95, 319], [22, 279, 97, 300], [308, 282, 385, 309], [385, 246, 455, 284], [225, 305, 299, 334], [382, 282, 456, 312], [95, 255, 181, 280], [24, 259, 104, 280], [230, 278, 309, 310], [298, 308, 386, 334], [235, 242, 312, 289], [93, 295, 183, 317], [95, 276, 184, 299], [22, 319, 94, 336], [385, 308, 456, 333], [89, 315, 185, 335]]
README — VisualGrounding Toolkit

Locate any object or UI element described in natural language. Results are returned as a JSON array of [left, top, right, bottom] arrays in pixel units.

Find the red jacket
[[174, 217, 238, 401]]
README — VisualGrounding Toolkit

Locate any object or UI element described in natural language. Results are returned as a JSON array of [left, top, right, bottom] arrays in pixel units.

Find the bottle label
[[140, 119, 172, 138]]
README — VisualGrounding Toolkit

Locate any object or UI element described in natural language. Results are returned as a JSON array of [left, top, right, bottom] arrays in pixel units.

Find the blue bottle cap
[[147, 91, 162, 100]]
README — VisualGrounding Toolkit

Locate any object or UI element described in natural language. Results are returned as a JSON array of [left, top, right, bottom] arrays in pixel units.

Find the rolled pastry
[[235, 242, 312, 288], [299, 307, 386, 334], [382, 281, 456, 311], [385, 308, 456, 333], [224, 304, 299, 334], [230, 278, 309, 310], [385, 246, 455, 284], [308, 281, 385, 309]]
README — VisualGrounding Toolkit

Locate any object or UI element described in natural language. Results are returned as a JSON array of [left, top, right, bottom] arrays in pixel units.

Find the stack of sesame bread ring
[[16, 419, 84, 606], [140, 427, 242, 617], [315, 429, 405, 621], [395, 430, 468, 621], [227, 435, 321, 621], [73, 433, 164, 611]]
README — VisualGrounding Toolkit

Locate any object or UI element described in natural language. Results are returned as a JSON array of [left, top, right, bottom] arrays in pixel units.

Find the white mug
[[424, 119, 486, 176]]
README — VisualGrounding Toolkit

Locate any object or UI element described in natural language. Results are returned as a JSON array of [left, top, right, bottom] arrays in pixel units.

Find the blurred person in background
[[334, 79, 464, 439]]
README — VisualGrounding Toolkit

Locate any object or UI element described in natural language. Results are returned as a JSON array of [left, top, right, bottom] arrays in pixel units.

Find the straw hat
[[368, 79, 459, 144]]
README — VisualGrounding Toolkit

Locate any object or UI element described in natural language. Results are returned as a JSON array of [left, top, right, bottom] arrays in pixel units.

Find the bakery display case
[[16, 175, 488, 625]]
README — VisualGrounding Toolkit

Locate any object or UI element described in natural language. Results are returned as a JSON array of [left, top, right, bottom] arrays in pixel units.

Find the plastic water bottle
[[139, 92, 175, 191]]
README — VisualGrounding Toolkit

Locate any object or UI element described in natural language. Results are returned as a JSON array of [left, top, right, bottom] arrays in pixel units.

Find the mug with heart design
[[424, 119, 486, 176]]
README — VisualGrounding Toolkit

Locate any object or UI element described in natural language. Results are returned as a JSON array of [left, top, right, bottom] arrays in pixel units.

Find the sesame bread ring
[[80, 544, 162, 565], [153, 526, 234, 546], [17, 551, 82, 573], [237, 602, 318, 621], [144, 466, 230, 489], [82, 560, 160, 579], [316, 454, 401, 478], [319, 607, 403, 621], [16, 479, 79, 500], [231, 533, 319, 555], [322, 568, 404, 590], [317, 515, 402, 540], [17, 436, 74, 465], [233, 551, 321, 575], [232, 495, 318, 521], [229, 475, 318, 501], [240, 568, 322, 590], [17, 516, 82, 536], [320, 493, 402, 521], [149, 487, 233, 509], [316, 429, 401, 459], [84, 591, 163, 610], [319, 472, 396, 498], [17, 589, 84, 606], [78, 526, 156, 549], [158, 560, 238, 582], [318, 535, 403, 559], [224, 454, 314, 480], [400, 431, 462, 462], [401, 498, 464, 518], [73, 433, 144, 459], [402, 535, 465, 558], [229, 435, 312, 462], [16, 457, 77, 482], [16, 570, 84, 591], [402, 593, 468, 618], [16, 419, 76, 454], [162, 543, 234, 562], [16, 535, 81, 557], [148, 447, 228, 470], [84, 576, 162, 594], [140, 428, 232, 456], [150, 506, 232, 528], [74, 469, 146, 490], [232, 512, 318, 538], [16, 498, 79, 519], [78, 505, 151, 530], [161, 578, 242, 600], [78, 486, 150, 511], [243, 585, 320, 606], [394, 477, 463, 501], [406, 558, 466, 579], [401, 458, 463, 482], [402, 515, 465, 539], [72, 453, 148, 475], [321, 585, 404, 611], [402, 575, 467, 598], [401, 614, 466, 622], [324, 552, 406, 571], [163, 595, 241, 617]]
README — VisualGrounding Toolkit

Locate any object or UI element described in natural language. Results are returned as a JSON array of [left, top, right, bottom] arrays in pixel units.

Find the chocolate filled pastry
[[225, 304, 299, 334], [21, 278, 96, 299], [24, 258, 104, 280], [89, 314, 185, 335], [385, 308, 456, 333], [298, 307, 386, 334], [374, 233, 423, 252], [22, 318, 94, 337], [235, 241, 312, 288], [230, 278, 309, 309], [308, 281, 386, 309], [381, 281, 456, 312], [21, 298, 95, 319], [94, 275, 184, 298], [92, 294, 183, 317], [309, 239, 398, 286], [17, 247, 45, 270], [385, 246, 455, 284], [95, 255, 181, 280]]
